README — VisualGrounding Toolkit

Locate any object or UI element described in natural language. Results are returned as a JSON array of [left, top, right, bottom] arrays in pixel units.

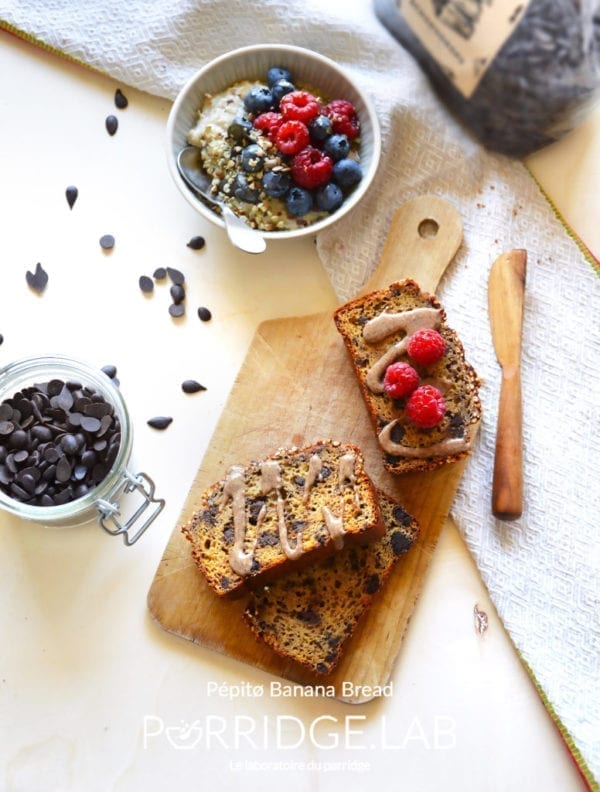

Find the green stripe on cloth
[[518, 653, 598, 791], [526, 164, 600, 279]]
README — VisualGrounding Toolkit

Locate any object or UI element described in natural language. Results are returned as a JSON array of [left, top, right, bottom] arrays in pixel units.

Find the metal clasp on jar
[[95, 471, 164, 545]]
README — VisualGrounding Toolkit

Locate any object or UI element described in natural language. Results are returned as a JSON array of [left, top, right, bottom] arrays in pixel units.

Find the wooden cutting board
[[148, 195, 474, 702]]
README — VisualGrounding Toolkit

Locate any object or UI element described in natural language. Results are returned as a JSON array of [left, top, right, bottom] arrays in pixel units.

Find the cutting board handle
[[360, 195, 463, 295]]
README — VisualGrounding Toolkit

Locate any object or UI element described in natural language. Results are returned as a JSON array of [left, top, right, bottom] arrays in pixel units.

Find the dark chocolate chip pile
[[0, 379, 121, 507], [26, 263, 48, 293]]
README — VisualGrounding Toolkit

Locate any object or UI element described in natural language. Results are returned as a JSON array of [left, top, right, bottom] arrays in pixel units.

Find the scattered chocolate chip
[[114, 88, 128, 109], [101, 365, 117, 380], [187, 236, 205, 250], [26, 262, 49, 293], [0, 334, 3, 345], [166, 267, 185, 286], [197, 306, 212, 322], [153, 267, 167, 280], [147, 416, 172, 430], [99, 234, 115, 250], [170, 284, 185, 304], [65, 185, 78, 209], [169, 303, 185, 318], [181, 380, 206, 394], [139, 275, 154, 294], [105, 115, 118, 136]]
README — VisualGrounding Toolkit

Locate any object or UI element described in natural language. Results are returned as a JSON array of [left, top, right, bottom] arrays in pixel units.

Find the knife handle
[[492, 367, 523, 520]]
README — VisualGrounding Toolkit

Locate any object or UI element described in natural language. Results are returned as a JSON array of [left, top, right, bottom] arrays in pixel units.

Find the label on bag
[[400, 0, 533, 97]]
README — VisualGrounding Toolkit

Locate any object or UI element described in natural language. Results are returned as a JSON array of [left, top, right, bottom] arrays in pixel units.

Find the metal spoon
[[176, 146, 266, 255]]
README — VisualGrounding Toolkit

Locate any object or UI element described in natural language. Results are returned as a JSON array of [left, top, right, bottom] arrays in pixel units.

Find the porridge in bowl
[[186, 65, 363, 232]]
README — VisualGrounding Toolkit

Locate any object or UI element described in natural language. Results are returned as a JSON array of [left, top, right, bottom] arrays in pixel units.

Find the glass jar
[[0, 354, 164, 544]]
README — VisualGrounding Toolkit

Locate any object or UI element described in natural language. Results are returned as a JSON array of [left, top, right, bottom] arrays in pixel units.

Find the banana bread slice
[[244, 492, 419, 675], [333, 278, 481, 474], [182, 440, 384, 598]]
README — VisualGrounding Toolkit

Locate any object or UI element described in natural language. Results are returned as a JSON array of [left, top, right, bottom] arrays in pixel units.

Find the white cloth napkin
[[2, 0, 599, 780]]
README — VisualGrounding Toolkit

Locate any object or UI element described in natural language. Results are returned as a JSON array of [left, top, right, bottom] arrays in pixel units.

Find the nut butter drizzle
[[363, 306, 470, 458], [302, 453, 322, 502], [221, 449, 358, 576], [321, 450, 359, 549], [379, 421, 469, 457], [260, 460, 303, 562], [221, 465, 256, 576], [364, 308, 442, 393]]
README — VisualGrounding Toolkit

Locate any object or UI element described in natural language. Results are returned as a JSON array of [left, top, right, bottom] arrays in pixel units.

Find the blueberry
[[315, 182, 344, 212], [285, 186, 313, 216], [332, 158, 362, 187], [243, 85, 274, 114], [323, 134, 350, 161], [240, 143, 265, 173], [271, 79, 296, 108], [262, 170, 291, 198], [308, 114, 333, 142], [267, 66, 293, 87], [228, 115, 253, 141], [233, 174, 260, 203]]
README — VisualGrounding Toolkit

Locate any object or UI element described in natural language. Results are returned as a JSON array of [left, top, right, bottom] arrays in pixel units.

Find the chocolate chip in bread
[[244, 491, 419, 675]]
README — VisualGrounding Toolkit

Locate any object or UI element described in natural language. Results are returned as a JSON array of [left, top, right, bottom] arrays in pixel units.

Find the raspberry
[[406, 385, 446, 428], [279, 90, 321, 123], [382, 362, 419, 399], [407, 328, 447, 366], [253, 112, 283, 142], [324, 99, 360, 140], [291, 146, 333, 189], [275, 120, 310, 155]]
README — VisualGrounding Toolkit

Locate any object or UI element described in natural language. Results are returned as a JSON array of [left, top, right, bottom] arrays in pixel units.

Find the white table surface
[[0, 31, 593, 792]]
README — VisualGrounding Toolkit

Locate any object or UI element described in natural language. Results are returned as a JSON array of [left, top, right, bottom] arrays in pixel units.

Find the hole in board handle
[[418, 218, 439, 239]]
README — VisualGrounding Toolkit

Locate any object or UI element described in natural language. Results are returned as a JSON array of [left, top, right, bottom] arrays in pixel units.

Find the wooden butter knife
[[488, 249, 527, 520]]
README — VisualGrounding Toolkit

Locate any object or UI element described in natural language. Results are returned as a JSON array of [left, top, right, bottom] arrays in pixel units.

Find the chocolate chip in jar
[[0, 379, 122, 507]]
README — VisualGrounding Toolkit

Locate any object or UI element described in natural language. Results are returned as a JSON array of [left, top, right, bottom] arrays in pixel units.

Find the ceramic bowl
[[166, 43, 381, 243]]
